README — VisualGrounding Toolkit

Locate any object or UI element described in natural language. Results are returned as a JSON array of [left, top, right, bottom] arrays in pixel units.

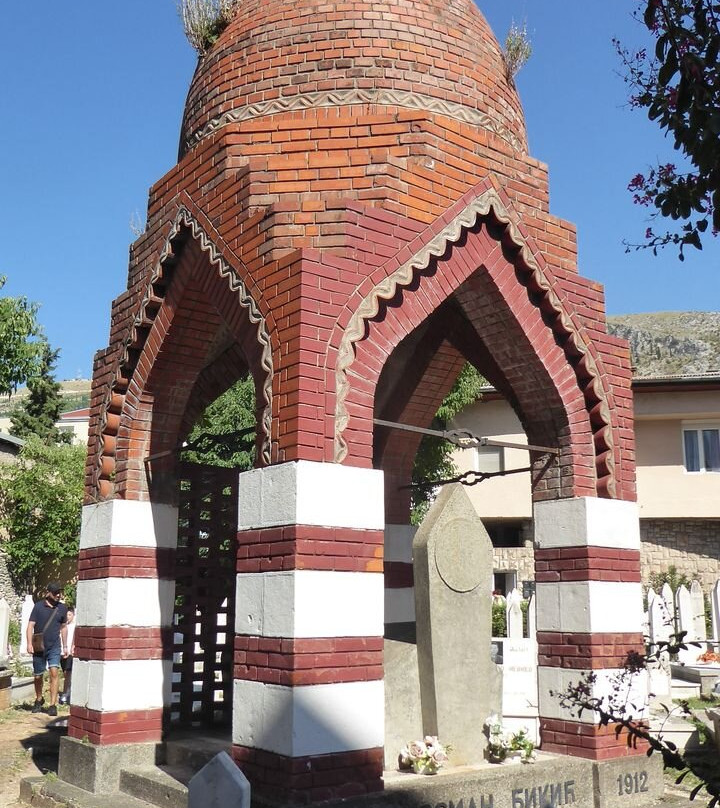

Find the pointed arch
[[91, 205, 274, 499], [334, 186, 619, 498]]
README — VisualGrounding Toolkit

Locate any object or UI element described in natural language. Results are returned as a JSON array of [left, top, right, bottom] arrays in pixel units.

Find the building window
[[475, 445, 504, 474], [682, 424, 720, 473]]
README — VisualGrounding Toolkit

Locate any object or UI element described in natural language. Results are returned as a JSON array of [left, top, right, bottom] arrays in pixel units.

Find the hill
[[607, 312, 720, 378], [0, 379, 91, 417]]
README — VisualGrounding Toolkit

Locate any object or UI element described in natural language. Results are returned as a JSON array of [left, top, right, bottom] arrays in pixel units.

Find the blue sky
[[1, 3, 716, 381]]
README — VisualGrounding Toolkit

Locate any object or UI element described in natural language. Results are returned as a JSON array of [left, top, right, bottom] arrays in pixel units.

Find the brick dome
[[179, 0, 527, 156]]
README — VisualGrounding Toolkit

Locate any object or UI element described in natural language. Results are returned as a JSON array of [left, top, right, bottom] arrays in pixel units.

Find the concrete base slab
[[23, 749, 664, 808], [19, 775, 149, 808], [58, 736, 162, 794]]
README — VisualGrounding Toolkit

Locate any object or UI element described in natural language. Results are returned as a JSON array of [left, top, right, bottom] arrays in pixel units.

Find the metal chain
[[402, 465, 533, 491]]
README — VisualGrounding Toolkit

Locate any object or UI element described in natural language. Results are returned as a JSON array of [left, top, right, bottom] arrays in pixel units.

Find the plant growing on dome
[[178, 0, 240, 55], [503, 21, 532, 81]]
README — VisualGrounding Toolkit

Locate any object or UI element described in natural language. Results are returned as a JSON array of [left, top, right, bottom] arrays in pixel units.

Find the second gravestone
[[413, 484, 501, 765]]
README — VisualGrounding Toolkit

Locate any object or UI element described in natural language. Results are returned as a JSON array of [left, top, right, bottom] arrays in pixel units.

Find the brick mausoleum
[[63, 0, 647, 802]]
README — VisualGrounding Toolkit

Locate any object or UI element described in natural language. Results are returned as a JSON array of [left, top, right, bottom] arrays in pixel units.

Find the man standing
[[26, 582, 68, 716]]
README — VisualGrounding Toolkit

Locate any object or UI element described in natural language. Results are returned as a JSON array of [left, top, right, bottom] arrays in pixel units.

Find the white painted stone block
[[233, 679, 384, 756], [384, 524, 416, 563], [76, 578, 176, 628], [535, 581, 643, 634], [384, 587, 415, 624], [72, 659, 172, 711], [235, 571, 384, 638], [534, 498, 640, 549], [237, 461, 384, 530], [80, 500, 178, 550], [537, 666, 649, 723]]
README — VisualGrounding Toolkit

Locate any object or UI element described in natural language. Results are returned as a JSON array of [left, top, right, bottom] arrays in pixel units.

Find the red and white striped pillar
[[69, 500, 178, 747], [534, 497, 647, 759], [384, 524, 416, 628], [232, 461, 386, 802]]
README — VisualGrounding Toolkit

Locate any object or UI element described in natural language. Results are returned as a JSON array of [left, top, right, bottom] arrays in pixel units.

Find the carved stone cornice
[[183, 88, 525, 154]]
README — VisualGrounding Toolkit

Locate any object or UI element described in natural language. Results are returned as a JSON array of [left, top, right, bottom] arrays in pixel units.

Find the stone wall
[[488, 519, 720, 591], [0, 551, 22, 615], [640, 519, 720, 589]]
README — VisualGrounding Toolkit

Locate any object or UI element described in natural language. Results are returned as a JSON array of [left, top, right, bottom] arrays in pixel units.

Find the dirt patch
[[0, 702, 66, 808]]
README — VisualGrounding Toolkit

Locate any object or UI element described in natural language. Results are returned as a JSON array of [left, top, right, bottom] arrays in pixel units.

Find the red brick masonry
[[231, 745, 384, 802], [68, 706, 163, 746], [535, 547, 641, 583], [234, 635, 383, 685]]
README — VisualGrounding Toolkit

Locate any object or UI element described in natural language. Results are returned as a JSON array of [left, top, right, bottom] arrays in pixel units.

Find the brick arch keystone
[[92, 205, 274, 499], [334, 187, 618, 498]]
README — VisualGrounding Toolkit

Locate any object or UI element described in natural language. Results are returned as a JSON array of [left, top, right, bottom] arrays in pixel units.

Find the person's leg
[[61, 657, 72, 703], [46, 646, 61, 714], [48, 666, 59, 708], [31, 655, 45, 711]]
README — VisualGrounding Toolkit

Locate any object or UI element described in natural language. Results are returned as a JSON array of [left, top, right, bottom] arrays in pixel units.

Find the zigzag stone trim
[[93, 207, 273, 496], [333, 189, 617, 497], [184, 88, 525, 154]]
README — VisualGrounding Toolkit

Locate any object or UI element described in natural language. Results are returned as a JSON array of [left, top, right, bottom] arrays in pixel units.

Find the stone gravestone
[[188, 751, 250, 808], [675, 585, 695, 665], [0, 598, 9, 661], [413, 484, 501, 765], [19, 594, 34, 656], [691, 580, 707, 642]]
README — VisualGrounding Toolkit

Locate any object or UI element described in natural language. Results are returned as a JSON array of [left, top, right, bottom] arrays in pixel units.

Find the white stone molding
[[232, 679, 384, 757], [534, 498, 640, 549], [237, 461, 384, 530], [79, 501, 179, 550], [235, 570, 384, 638]]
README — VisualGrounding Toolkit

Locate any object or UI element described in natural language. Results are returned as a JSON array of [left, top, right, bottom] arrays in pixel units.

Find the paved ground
[[0, 701, 67, 808]]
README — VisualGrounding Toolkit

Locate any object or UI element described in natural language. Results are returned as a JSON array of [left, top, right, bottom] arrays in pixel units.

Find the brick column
[[535, 498, 647, 759], [69, 500, 178, 746], [232, 461, 385, 802]]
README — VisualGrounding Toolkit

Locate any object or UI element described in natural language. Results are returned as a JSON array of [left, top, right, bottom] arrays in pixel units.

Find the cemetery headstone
[[19, 595, 33, 656], [690, 580, 707, 642], [712, 581, 720, 641], [413, 484, 501, 765], [675, 585, 695, 664], [188, 751, 250, 808], [0, 598, 9, 662], [506, 588, 523, 638]]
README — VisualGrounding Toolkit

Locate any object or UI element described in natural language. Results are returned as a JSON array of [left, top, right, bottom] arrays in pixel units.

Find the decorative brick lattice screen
[[171, 463, 238, 728]]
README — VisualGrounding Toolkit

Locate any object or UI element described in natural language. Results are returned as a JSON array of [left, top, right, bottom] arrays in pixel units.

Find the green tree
[[181, 374, 256, 469], [617, 1, 720, 258], [411, 363, 486, 524], [10, 342, 69, 444], [0, 437, 85, 594], [0, 276, 44, 397]]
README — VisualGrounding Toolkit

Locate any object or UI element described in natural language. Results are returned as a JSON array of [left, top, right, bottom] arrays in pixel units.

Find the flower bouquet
[[398, 736, 450, 775], [484, 714, 536, 764], [484, 713, 509, 763]]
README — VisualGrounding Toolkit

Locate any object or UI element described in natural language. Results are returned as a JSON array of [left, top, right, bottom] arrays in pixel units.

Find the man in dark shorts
[[26, 582, 68, 716]]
